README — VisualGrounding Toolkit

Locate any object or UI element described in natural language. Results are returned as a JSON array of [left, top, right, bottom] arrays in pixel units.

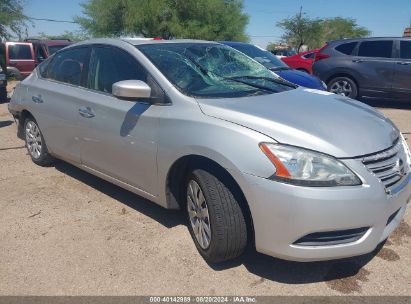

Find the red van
[[3, 42, 35, 80]]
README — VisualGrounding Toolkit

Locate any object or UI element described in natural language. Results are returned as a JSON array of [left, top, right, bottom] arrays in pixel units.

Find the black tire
[[185, 168, 247, 263], [328, 76, 358, 99], [23, 117, 54, 166]]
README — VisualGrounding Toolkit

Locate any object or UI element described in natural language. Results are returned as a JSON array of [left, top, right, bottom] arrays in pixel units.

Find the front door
[[352, 40, 395, 95], [78, 46, 163, 196]]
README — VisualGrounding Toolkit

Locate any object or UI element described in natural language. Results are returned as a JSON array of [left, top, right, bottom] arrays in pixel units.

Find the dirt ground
[[0, 83, 410, 295]]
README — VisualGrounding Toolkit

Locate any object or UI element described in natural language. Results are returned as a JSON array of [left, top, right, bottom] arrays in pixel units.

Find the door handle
[[78, 107, 95, 118], [32, 95, 43, 103], [397, 62, 409, 65], [352, 59, 363, 63]]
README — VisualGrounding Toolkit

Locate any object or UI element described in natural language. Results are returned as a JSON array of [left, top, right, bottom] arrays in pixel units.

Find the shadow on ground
[[359, 97, 411, 110], [54, 161, 383, 287], [54, 161, 185, 229], [0, 120, 13, 128]]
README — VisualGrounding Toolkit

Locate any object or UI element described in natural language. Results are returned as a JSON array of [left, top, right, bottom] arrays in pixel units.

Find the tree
[[277, 9, 322, 52], [76, 0, 249, 41], [321, 17, 370, 43], [0, 0, 30, 40], [37, 30, 90, 42], [277, 12, 370, 51]]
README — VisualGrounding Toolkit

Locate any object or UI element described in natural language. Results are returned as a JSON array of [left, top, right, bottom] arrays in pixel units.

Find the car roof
[[328, 36, 411, 45], [68, 38, 220, 50]]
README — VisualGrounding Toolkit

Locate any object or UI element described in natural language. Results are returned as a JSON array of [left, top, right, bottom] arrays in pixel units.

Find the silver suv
[[8, 39, 411, 263]]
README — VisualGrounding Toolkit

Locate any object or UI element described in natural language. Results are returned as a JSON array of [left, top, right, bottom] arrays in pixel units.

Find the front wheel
[[186, 168, 247, 263], [24, 117, 54, 166], [328, 76, 358, 99]]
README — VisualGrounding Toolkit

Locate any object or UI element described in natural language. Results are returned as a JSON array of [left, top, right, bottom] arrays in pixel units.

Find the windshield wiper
[[270, 66, 291, 72], [228, 75, 297, 88]]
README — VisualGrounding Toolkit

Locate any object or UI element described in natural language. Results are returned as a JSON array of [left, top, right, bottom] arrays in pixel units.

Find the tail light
[[314, 45, 330, 62]]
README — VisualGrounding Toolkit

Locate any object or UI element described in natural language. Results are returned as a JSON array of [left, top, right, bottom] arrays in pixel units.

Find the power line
[[25, 16, 78, 24]]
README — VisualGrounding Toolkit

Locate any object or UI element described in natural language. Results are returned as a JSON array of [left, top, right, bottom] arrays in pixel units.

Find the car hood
[[197, 88, 399, 158], [274, 69, 324, 90]]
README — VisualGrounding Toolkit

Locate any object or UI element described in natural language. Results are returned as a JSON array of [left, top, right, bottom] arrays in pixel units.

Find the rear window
[[400, 41, 411, 59], [335, 42, 357, 55], [46, 47, 89, 86], [302, 52, 315, 59], [8, 44, 33, 60], [358, 41, 393, 58]]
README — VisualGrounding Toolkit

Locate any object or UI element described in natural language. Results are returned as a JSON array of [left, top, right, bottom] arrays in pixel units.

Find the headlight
[[260, 143, 362, 186]]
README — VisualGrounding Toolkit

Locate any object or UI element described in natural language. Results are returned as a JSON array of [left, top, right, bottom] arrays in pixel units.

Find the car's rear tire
[[328, 76, 358, 99], [24, 117, 54, 166], [185, 168, 247, 263]]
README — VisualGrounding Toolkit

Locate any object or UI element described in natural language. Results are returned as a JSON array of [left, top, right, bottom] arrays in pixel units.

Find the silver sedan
[[8, 38, 411, 263]]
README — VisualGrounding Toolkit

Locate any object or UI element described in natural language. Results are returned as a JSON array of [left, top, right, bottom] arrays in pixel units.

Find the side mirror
[[112, 80, 151, 100]]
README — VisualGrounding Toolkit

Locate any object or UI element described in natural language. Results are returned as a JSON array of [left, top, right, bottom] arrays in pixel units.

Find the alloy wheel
[[330, 80, 353, 96], [25, 121, 42, 159], [187, 179, 212, 249]]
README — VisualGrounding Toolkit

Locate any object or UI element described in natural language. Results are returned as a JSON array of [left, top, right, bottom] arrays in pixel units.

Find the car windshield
[[137, 43, 295, 98], [48, 45, 68, 55], [228, 43, 289, 71]]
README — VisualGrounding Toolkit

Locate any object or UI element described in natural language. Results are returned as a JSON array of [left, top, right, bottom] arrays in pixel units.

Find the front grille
[[293, 227, 369, 246], [362, 139, 409, 194]]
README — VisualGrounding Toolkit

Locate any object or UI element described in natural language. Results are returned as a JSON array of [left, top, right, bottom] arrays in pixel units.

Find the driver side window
[[87, 46, 147, 94]]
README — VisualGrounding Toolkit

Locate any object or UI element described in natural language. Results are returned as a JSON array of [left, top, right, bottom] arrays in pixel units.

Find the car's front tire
[[24, 117, 54, 166], [328, 76, 358, 99], [186, 168, 247, 263]]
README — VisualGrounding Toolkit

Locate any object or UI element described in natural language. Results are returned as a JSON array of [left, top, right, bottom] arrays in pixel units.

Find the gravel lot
[[0, 83, 410, 296]]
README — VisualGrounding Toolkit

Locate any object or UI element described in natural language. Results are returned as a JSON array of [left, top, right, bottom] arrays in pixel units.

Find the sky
[[23, 0, 411, 48]]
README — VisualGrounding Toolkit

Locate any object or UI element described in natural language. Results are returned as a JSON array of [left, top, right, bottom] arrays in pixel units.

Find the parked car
[[25, 39, 73, 63], [9, 39, 411, 264], [282, 49, 319, 74], [313, 37, 411, 100], [222, 42, 326, 90], [270, 49, 297, 58], [0, 41, 35, 80], [0, 68, 7, 102]]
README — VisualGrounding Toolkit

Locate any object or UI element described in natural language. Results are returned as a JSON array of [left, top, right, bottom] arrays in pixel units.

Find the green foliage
[[277, 12, 322, 52], [76, 0, 249, 41], [0, 0, 30, 40], [321, 17, 371, 42], [37, 30, 90, 41], [278, 13, 371, 51]]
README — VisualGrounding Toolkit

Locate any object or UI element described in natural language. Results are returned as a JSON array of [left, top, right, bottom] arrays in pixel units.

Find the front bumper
[[234, 160, 411, 262]]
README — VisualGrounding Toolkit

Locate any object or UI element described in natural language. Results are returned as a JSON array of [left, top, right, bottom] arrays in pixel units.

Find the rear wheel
[[24, 117, 54, 166], [186, 168, 247, 263], [328, 76, 358, 99]]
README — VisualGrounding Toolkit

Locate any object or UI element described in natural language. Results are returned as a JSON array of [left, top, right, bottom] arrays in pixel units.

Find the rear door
[[351, 40, 395, 95], [78, 45, 164, 195], [392, 40, 411, 97], [27, 46, 90, 163], [6, 42, 35, 77]]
